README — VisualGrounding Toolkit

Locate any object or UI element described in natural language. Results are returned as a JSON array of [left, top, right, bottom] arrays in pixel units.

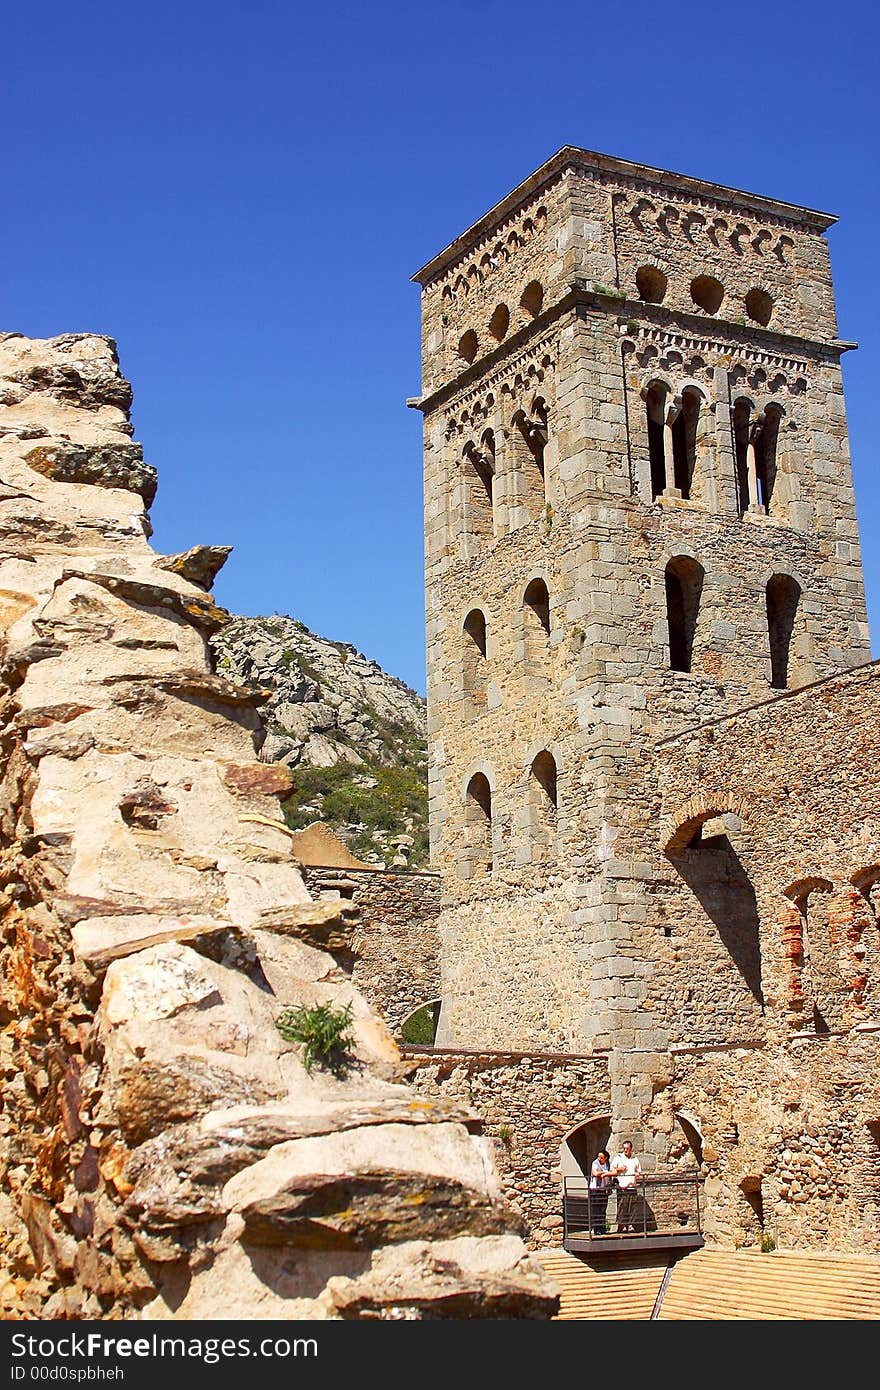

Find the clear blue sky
[[4, 0, 877, 694]]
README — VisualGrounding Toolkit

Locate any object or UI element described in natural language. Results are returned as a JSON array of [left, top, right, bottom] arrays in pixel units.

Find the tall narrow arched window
[[531, 750, 557, 809], [733, 398, 752, 514], [462, 608, 487, 703], [462, 433, 495, 542], [670, 387, 702, 500], [766, 574, 801, 689], [665, 557, 704, 673], [646, 383, 668, 500], [511, 404, 547, 518], [523, 577, 551, 673], [465, 772, 492, 877], [528, 751, 558, 862], [754, 405, 782, 513]]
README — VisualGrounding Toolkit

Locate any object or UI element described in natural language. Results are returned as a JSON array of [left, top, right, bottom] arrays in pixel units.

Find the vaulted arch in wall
[[662, 794, 751, 856], [645, 380, 669, 500], [463, 771, 493, 878], [399, 998, 441, 1045], [559, 1113, 612, 1180], [462, 433, 495, 545], [462, 607, 487, 705], [664, 795, 763, 1026], [766, 573, 801, 689], [784, 878, 863, 1034], [527, 750, 558, 862], [665, 556, 704, 673], [670, 1112, 704, 1170]]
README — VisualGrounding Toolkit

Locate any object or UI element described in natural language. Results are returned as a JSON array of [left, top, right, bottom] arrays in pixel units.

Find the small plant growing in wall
[[276, 1001, 354, 1075], [497, 1124, 513, 1150], [759, 1231, 777, 1253]]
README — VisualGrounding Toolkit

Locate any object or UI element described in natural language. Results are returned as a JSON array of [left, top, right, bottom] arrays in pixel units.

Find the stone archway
[[560, 1113, 612, 1180]]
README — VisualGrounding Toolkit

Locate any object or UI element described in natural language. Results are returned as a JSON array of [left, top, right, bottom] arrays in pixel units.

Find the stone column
[[747, 415, 763, 514], [664, 398, 681, 497]]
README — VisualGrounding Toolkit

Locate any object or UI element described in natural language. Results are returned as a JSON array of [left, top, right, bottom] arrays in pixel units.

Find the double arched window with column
[[644, 381, 705, 502], [733, 399, 783, 515]]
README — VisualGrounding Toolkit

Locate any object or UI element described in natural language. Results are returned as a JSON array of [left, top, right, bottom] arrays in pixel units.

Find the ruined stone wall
[[662, 1036, 880, 1254], [0, 332, 556, 1320], [403, 1049, 610, 1249], [302, 865, 442, 1034]]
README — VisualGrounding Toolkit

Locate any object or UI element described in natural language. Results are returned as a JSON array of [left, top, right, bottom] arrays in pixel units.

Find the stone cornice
[[411, 146, 836, 287]]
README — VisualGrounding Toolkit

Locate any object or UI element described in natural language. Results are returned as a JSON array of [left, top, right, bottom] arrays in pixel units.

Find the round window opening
[[745, 288, 773, 326], [636, 265, 668, 303], [690, 275, 725, 315]]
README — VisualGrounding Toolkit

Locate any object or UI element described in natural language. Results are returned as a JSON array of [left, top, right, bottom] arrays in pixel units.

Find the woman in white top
[[588, 1149, 612, 1233]]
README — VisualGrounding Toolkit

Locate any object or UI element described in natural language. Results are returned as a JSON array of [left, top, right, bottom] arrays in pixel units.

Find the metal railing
[[563, 1175, 703, 1246]]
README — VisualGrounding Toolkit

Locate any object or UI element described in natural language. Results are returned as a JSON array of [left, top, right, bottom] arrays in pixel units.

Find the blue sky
[[3, 0, 877, 694]]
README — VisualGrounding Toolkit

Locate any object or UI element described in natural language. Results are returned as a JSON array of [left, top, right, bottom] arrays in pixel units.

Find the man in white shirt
[[611, 1140, 642, 1231]]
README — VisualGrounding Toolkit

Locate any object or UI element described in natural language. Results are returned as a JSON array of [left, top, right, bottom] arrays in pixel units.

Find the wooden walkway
[[536, 1246, 880, 1320]]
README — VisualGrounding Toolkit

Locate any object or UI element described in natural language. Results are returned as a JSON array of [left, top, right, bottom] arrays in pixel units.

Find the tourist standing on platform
[[611, 1140, 642, 1231], [589, 1150, 612, 1233]]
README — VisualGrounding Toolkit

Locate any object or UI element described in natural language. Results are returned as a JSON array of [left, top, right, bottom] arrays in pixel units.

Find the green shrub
[[400, 1004, 436, 1045], [276, 1001, 354, 1074], [759, 1232, 776, 1253]]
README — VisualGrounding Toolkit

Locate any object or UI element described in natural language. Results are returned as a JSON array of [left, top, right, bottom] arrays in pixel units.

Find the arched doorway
[[559, 1113, 612, 1180]]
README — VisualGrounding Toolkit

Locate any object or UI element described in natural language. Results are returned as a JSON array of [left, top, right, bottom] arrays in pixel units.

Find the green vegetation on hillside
[[281, 757, 429, 868]]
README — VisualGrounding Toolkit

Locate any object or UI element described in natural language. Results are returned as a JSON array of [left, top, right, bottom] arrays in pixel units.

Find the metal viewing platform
[[563, 1175, 705, 1255]]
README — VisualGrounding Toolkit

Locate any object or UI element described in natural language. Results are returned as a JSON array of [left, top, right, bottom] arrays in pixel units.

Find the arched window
[[754, 405, 782, 513], [645, 382, 668, 500], [670, 386, 702, 500], [520, 280, 543, 318], [766, 574, 801, 689], [636, 265, 667, 303], [462, 607, 487, 702], [458, 329, 478, 364], [462, 432, 495, 542], [488, 303, 510, 341], [733, 398, 752, 514], [531, 750, 557, 809], [522, 577, 551, 673], [523, 577, 550, 634], [511, 401, 547, 517], [465, 772, 492, 877], [665, 557, 704, 673]]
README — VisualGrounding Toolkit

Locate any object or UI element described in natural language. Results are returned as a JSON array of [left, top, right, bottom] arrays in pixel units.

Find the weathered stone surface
[[154, 545, 232, 590], [220, 761, 294, 798], [325, 1236, 559, 1319], [24, 440, 157, 505], [255, 899, 360, 954], [71, 913, 242, 970], [0, 329, 554, 1320]]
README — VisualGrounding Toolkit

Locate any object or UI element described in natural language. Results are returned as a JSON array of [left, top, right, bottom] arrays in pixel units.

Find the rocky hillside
[[212, 615, 429, 868]]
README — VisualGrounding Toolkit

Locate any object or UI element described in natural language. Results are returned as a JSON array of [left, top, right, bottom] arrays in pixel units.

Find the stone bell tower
[[409, 148, 870, 1160]]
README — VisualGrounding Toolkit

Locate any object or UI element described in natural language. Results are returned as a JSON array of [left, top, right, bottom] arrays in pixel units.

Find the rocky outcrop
[[0, 332, 556, 1319], [214, 616, 429, 867]]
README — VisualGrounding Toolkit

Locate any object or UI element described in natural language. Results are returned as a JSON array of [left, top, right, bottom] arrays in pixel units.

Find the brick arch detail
[[661, 791, 751, 856]]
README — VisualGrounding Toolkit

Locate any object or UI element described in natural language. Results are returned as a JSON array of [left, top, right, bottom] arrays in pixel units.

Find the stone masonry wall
[[407, 150, 877, 1254], [302, 865, 442, 1034], [403, 1049, 610, 1249]]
